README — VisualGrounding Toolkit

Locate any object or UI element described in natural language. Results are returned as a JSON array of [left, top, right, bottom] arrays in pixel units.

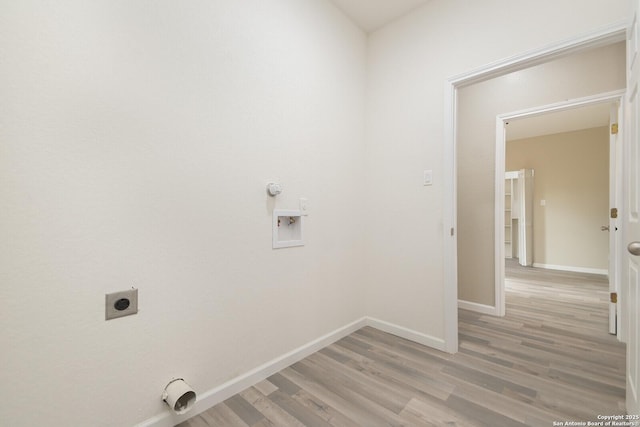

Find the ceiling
[[506, 102, 612, 141], [329, 0, 430, 32]]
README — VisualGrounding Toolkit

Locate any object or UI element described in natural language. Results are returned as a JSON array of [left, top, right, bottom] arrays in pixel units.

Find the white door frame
[[610, 100, 624, 337], [494, 91, 625, 322], [443, 22, 627, 353]]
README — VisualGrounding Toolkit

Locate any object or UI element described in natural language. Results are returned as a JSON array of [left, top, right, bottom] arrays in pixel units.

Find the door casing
[[443, 22, 627, 353], [494, 92, 624, 325]]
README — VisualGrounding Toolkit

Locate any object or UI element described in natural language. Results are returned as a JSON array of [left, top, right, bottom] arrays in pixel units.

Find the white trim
[[444, 22, 627, 354], [365, 317, 447, 352], [609, 101, 622, 335], [497, 90, 626, 123], [443, 80, 459, 354], [505, 171, 519, 179], [614, 97, 625, 342], [447, 22, 627, 88], [532, 263, 608, 276], [136, 317, 367, 427], [458, 299, 500, 316], [495, 91, 624, 319], [495, 119, 507, 317], [135, 317, 444, 427]]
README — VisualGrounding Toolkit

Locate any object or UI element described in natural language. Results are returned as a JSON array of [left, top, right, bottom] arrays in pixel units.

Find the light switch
[[423, 170, 433, 186], [299, 198, 309, 216], [540, 200, 546, 206]]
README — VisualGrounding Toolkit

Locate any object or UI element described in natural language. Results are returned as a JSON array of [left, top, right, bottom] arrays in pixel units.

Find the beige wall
[[506, 127, 610, 272], [456, 43, 625, 306]]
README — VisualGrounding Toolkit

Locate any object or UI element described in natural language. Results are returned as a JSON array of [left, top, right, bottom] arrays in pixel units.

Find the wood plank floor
[[179, 261, 626, 426]]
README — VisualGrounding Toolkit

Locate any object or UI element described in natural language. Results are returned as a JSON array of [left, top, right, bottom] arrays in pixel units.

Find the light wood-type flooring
[[179, 260, 626, 426]]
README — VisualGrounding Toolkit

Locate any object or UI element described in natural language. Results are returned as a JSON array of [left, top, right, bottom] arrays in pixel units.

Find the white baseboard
[[364, 317, 446, 352], [458, 299, 499, 316], [135, 317, 368, 427], [136, 317, 445, 427], [532, 263, 608, 276]]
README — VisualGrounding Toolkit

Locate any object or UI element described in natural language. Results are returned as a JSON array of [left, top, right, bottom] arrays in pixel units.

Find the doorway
[[495, 93, 624, 335], [443, 19, 637, 415], [443, 23, 627, 353]]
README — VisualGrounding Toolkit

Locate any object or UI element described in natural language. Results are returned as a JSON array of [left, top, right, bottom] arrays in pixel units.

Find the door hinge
[[611, 292, 618, 303], [450, 228, 455, 236], [611, 123, 619, 134], [611, 208, 618, 219]]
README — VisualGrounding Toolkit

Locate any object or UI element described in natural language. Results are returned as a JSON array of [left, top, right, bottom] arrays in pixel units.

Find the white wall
[[0, 1, 366, 426], [456, 43, 625, 305], [507, 127, 610, 272], [365, 0, 628, 335], [0, 0, 632, 425]]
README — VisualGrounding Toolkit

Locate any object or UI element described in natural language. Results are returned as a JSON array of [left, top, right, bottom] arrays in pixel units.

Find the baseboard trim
[[532, 263, 607, 276], [136, 317, 444, 427], [364, 317, 446, 352], [458, 299, 499, 315], [135, 317, 368, 427]]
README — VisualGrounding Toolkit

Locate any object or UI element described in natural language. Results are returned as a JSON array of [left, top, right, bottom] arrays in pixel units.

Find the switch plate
[[299, 198, 309, 216], [423, 170, 433, 186], [105, 288, 138, 320]]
